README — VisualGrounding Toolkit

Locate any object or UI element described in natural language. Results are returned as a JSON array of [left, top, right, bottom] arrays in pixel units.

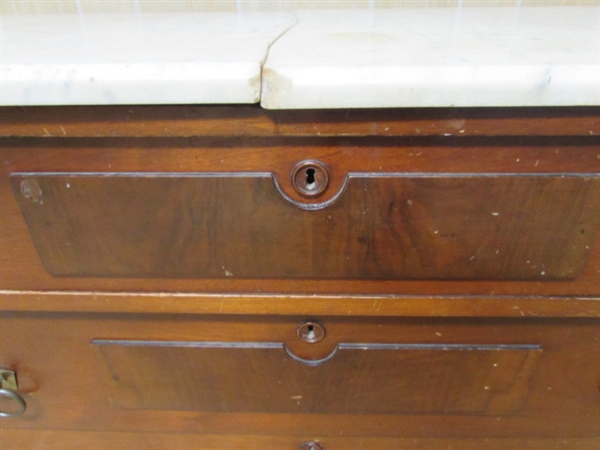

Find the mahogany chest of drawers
[[1, 105, 599, 449]]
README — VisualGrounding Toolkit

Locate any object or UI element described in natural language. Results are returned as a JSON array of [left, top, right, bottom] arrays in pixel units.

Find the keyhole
[[297, 321, 325, 343], [291, 160, 329, 198], [305, 168, 316, 190]]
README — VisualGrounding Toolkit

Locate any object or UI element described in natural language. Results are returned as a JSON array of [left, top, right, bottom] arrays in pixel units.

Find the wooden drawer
[[1, 310, 598, 439], [1, 136, 599, 295], [2, 106, 599, 450], [10, 172, 600, 281]]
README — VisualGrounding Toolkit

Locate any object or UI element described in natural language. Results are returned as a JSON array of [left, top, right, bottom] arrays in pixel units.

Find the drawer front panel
[[1, 311, 598, 437], [11, 173, 600, 280], [94, 340, 541, 416]]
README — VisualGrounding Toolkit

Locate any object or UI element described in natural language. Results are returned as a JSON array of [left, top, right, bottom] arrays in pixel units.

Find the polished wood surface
[[1, 105, 599, 137], [2, 429, 598, 450], [12, 173, 598, 280], [95, 339, 539, 415], [2, 134, 599, 295], [1, 106, 599, 449], [1, 291, 599, 317], [1, 313, 598, 437]]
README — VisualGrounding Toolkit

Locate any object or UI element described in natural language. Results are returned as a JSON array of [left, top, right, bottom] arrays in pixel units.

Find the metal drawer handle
[[0, 388, 26, 418], [0, 369, 26, 418]]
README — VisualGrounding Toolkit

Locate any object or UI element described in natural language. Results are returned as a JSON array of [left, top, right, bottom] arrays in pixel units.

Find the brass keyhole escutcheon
[[297, 321, 326, 344], [291, 161, 329, 197]]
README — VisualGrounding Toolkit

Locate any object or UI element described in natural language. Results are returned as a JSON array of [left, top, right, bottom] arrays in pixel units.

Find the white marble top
[[262, 7, 599, 109], [1, 12, 296, 106], [1, 7, 598, 108]]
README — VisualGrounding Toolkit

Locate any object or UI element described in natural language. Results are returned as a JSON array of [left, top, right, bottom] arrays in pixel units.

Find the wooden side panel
[[94, 340, 541, 416], [11, 173, 600, 280]]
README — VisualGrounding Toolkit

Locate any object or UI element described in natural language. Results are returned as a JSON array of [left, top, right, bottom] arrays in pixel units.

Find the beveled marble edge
[[261, 64, 598, 109], [261, 7, 599, 109], [2, 63, 262, 106], [1, 12, 296, 106], [2, 7, 598, 108]]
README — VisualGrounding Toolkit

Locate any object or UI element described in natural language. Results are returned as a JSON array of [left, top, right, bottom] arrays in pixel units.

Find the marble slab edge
[[260, 7, 600, 109], [1, 8, 598, 108], [1, 12, 297, 106]]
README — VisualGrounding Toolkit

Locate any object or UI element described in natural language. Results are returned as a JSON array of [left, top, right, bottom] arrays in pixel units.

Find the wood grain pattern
[[1, 106, 599, 137], [95, 339, 540, 415], [10, 173, 600, 280], [0, 313, 598, 437], [2, 429, 598, 450], [0, 105, 599, 448], [1, 133, 599, 295], [2, 291, 600, 318]]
